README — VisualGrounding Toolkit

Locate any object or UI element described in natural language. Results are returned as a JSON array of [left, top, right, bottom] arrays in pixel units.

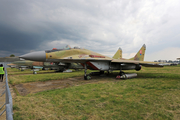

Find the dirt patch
[[15, 75, 120, 96]]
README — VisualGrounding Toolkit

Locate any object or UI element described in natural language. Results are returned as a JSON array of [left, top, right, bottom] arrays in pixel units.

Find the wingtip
[[143, 44, 146, 49]]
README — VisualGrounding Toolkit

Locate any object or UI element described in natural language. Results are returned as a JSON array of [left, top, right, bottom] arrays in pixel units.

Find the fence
[[0, 68, 13, 120], [0, 62, 12, 68]]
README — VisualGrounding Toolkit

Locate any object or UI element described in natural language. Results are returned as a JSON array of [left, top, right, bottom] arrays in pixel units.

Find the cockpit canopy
[[45, 45, 81, 53]]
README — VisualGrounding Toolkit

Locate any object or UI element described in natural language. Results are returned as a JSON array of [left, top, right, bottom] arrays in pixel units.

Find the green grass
[[9, 71, 85, 85], [7, 68, 57, 75], [8, 68, 92, 85], [10, 66, 180, 120]]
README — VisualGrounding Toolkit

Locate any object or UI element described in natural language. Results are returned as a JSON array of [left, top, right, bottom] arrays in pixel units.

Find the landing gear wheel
[[119, 71, 125, 76], [100, 71, 104, 74], [84, 76, 87, 80], [84, 75, 91, 80], [84, 63, 91, 80], [56, 69, 63, 72]]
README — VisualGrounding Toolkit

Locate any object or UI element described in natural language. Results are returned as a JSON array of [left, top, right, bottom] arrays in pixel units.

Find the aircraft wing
[[139, 61, 164, 67], [46, 58, 163, 67], [111, 59, 163, 67], [46, 58, 111, 63]]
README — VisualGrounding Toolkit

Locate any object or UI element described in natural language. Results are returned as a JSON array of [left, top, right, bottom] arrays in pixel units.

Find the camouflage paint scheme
[[129, 44, 146, 61], [44, 44, 162, 71], [20, 44, 163, 79], [112, 47, 122, 59]]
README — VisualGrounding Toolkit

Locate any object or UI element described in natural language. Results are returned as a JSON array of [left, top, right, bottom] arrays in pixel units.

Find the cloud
[[0, 0, 180, 61], [145, 47, 180, 61]]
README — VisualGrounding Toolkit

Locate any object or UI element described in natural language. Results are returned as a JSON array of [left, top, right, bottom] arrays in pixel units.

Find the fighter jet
[[7, 63, 17, 68], [20, 44, 163, 80], [8, 60, 83, 73], [10, 60, 58, 71]]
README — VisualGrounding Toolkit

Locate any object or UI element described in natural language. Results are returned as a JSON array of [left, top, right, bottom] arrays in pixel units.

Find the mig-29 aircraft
[[20, 44, 163, 80]]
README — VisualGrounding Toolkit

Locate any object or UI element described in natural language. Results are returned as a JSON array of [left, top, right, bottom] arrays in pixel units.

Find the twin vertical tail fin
[[113, 48, 122, 59], [129, 44, 146, 61], [113, 44, 146, 61]]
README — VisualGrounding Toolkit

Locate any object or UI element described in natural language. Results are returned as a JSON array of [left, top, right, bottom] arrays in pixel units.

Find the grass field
[[7, 68, 60, 75], [9, 70, 83, 85], [8, 66, 180, 120]]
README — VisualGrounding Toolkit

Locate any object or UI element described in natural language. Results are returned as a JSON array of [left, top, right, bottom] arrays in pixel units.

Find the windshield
[[45, 45, 71, 53]]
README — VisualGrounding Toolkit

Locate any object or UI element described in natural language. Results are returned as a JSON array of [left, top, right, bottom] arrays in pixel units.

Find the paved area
[[0, 75, 15, 120], [0, 78, 6, 120]]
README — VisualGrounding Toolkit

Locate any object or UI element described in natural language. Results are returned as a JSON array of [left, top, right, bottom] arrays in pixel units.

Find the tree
[[10, 54, 15, 57]]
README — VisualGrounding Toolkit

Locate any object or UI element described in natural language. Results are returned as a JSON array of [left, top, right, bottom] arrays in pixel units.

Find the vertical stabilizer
[[129, 44, 146, 61], [113, 48, 122, 59]]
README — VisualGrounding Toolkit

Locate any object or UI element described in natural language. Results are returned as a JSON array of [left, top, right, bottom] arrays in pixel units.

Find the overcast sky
[[0, 0, 180, 61]]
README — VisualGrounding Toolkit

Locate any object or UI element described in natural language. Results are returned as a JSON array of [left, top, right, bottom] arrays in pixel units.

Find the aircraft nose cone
[[20, 51, 46, 61]]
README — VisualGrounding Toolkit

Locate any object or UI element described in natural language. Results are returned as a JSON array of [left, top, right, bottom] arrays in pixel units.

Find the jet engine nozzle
[[135, 65, 141, 71]]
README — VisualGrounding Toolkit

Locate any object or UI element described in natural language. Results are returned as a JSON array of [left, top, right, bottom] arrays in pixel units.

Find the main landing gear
[[116, 64, 125, 79], [119, 64, 125, 76], [84, 63, 91, 80], [119, 71, 125, 76], [33, 69, 37, 74]]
